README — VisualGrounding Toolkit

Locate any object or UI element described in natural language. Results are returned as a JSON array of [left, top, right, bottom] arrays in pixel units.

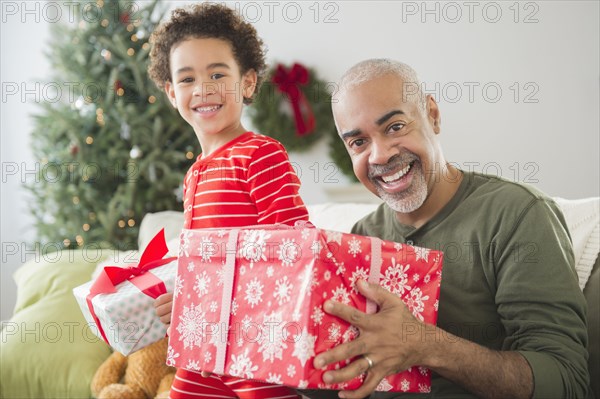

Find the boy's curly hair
[[148, 3, 267, 105]]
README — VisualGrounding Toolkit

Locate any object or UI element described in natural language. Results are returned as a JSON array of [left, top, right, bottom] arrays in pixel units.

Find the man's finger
[[339, 372, 382, 399], [321, 355, 372, 385], [322, 299, 369, 328], [355, 279, 398, 310], [313, 338, 367, 370]]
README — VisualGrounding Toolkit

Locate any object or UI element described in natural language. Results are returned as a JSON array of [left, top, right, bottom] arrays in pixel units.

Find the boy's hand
[[155, 292, 173, 325], [156, 292, 211, 377]]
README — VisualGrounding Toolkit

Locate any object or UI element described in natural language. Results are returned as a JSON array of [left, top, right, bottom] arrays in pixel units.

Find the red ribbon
[[86, 229, 177, 345], [272, 63, 316, 136]]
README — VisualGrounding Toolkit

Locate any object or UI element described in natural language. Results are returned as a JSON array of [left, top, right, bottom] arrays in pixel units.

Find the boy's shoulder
[[233, 132, 288, 155], [241, 132, 284, 147]]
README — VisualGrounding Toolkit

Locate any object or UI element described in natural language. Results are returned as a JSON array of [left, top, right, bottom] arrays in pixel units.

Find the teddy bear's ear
[[90, 351, 127, 398]]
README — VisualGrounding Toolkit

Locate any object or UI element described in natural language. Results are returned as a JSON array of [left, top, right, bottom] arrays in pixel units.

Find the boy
[[148, 4, 308, 398]]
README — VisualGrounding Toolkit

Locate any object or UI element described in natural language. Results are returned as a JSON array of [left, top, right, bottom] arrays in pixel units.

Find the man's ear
[[426, 94, 441, 134], [164, 81, 177, 108], [242, 69, 258, 100]]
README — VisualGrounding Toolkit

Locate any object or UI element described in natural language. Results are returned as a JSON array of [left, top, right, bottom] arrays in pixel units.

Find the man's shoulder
[[464, 171, 554, 208], [459, 171, 566, 230]]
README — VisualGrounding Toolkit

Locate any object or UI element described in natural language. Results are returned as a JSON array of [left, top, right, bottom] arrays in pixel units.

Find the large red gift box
[[167, 223, 443, 393]]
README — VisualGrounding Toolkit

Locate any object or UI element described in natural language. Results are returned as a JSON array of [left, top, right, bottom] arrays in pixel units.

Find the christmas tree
[[27, 0, 199, 250]]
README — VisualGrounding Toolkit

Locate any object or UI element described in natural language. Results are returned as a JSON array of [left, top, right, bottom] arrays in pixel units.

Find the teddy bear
[[91, 337, 176, 399]]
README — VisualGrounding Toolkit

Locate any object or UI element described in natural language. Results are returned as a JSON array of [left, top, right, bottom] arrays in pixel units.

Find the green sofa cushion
[[1, 250, 112, 399]]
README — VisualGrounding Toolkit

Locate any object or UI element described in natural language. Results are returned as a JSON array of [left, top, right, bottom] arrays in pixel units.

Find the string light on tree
[[101, 49, 112, 61], [96, 107, 105, 126], [130, 146, 142, 159], [74, 96, 95, 117], [114, 80, 125, 97]]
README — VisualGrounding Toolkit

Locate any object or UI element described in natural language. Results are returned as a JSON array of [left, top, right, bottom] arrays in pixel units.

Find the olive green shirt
[[303, 171, 589, 399]]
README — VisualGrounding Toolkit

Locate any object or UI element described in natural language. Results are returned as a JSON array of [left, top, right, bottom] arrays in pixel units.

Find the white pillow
[[554, 197, 600, 290], [307, 202, 379, 233], [138, 211, 185, 251]]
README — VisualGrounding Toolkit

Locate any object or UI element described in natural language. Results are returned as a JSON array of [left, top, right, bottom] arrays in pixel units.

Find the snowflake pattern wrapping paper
[[168, 224, 443, 392]]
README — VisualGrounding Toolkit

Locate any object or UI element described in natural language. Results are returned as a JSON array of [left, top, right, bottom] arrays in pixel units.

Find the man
[[307, 59, 590, 399]]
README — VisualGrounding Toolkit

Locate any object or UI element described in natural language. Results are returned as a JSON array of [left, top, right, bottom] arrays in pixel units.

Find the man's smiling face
[[333, 73, 443, 214]]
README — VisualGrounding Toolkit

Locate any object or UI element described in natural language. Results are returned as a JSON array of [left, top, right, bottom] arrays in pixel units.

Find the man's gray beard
[[372, 162, 428, 214]]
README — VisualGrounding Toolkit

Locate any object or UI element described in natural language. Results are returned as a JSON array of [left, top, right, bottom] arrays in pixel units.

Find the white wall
[[1, 3, 50, 320], [1, 1, 598, 319]]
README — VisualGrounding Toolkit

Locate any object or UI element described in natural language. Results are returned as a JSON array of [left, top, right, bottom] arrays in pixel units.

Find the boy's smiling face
[[165, 37, 257, 152]]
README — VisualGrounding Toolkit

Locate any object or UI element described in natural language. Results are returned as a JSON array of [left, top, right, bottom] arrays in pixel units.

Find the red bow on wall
[[272, 63, 316, 136]]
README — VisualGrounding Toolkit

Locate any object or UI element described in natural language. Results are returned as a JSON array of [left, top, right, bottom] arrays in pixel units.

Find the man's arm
[[345, 197, 589, 398], [313, 280, 533, 399], [425, 327, 533, 399]]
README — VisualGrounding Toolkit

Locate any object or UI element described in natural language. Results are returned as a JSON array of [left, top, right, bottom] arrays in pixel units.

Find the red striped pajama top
[[172, 131, 308, 399], [182, 132, 308, 229]]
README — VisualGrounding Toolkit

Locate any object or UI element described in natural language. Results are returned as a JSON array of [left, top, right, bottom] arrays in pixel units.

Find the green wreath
[[327, 125, 357, 182], [248, 63, 329, 152], [248, 63, 356, 180]]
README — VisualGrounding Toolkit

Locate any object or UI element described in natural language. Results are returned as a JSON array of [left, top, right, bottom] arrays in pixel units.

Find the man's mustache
[[368, 152, 418, 178]]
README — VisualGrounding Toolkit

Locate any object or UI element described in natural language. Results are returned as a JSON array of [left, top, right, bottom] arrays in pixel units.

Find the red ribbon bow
[[86, 229, 176, 345], [272, 63, 316, 136]]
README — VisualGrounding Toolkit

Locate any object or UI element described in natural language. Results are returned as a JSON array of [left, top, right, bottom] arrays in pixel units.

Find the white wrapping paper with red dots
[[73, 259, 177, 355]]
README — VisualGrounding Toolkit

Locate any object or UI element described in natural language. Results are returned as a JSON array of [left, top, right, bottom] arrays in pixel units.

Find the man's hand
[[313, 279, 534, 399], [154, 292, 173, 326], [313, 280, 428, 399]]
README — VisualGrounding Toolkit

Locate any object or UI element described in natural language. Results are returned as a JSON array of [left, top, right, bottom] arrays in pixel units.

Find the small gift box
[[73, 229, 177, 355], [168, 223, 443, 392]]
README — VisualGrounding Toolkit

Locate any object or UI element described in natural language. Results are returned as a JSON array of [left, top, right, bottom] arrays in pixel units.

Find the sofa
[[1, 199, 598, 399]]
